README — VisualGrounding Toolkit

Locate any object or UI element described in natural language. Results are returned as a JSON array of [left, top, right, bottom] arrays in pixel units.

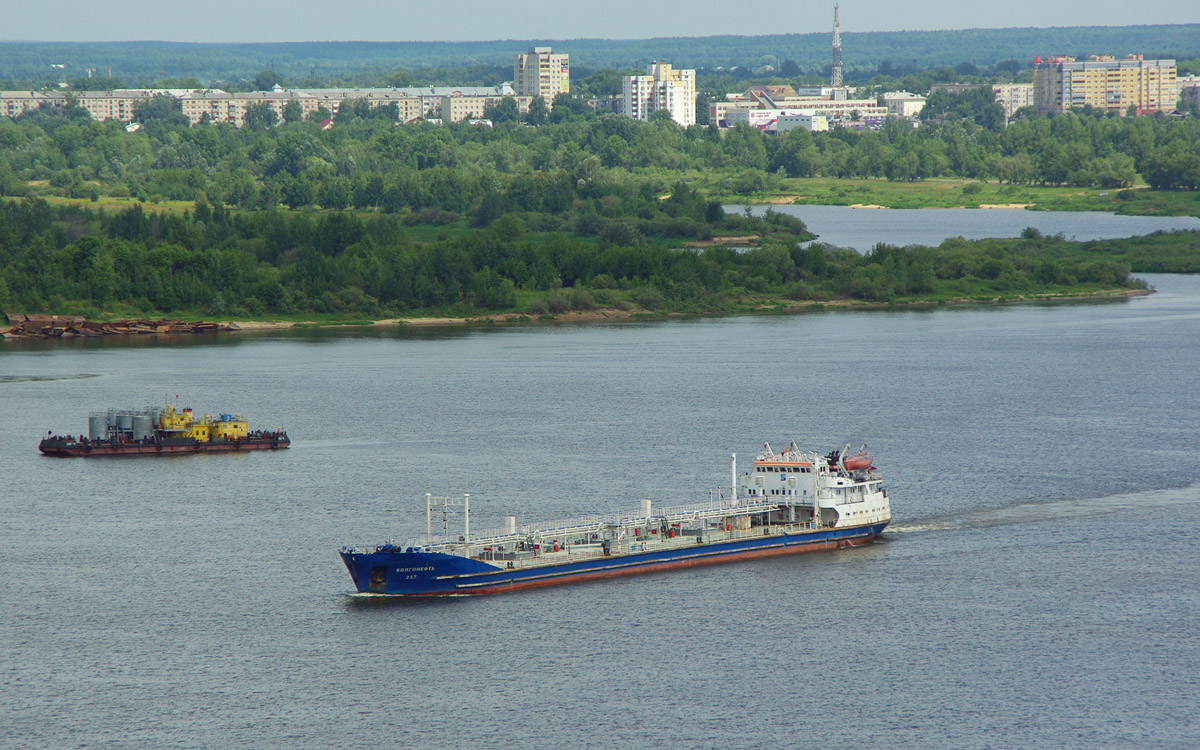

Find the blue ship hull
[[341, 521, 888, 596]]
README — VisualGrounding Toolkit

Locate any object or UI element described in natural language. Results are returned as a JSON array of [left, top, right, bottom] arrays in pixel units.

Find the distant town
[[1, 7, 1197, 133]]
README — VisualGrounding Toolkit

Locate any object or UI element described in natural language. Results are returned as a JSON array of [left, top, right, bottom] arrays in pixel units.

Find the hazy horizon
[[6, 0, 1200, 44]]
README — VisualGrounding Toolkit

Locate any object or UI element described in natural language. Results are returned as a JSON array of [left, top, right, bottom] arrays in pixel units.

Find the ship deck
[[468, 520, 833, 571], [350, 493, 873, 572]]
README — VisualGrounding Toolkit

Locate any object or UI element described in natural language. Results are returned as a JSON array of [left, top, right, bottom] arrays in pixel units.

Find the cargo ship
[[39, 404, 289, 456], [340, 442, 890, 596]]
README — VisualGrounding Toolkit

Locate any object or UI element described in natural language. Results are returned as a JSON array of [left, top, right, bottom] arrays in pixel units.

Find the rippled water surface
[[3, 275, 1199, 749]]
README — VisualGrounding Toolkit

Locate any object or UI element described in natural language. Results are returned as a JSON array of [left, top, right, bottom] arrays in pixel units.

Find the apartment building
[[301, 89, 425, 122], [622, 62, 696, 127], [1, 91, 61, 118], [0, 89, 187, 123], [440, 92, 532, 122], [179, 89, 323, 126], [1, 84, 530, 126], [585, 95, 622, 114], [992, 82, 1034, 118], [513, 47, 569, 102], [1177, 74, 1199, 111], [1033, 54, 1177, 114]]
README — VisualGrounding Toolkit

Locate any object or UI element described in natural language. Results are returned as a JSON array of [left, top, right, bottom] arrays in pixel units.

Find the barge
[[40, 404, 289, 456], [340, 442, 890, 596]]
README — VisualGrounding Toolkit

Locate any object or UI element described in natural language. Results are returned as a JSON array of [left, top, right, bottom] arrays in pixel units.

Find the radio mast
[[831, 3, 843, 88]]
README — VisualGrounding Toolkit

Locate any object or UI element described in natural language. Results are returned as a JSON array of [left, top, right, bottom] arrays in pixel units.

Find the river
[[2, 274, 1199, 749], [734, 204, 1200, 251]]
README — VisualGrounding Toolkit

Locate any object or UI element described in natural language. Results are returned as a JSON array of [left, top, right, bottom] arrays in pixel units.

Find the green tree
[[133, 94, 189, 127], [526, 96, 549, 126], [281, 100, 303, 124], [254, 70, 282, 91], [242, 102, 278, 130], [482, 97, 520, 123]]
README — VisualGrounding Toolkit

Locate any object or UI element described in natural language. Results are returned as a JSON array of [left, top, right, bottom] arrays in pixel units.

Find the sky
[[5, 0, 1200, 42]]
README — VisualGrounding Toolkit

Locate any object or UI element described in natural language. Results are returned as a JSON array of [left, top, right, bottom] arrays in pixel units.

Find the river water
[[736, 204, 1200, 251], [2, 275, 1199, 749]]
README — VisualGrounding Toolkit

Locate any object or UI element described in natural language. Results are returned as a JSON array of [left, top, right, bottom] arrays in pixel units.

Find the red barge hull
[[39, 437, 289, 457]]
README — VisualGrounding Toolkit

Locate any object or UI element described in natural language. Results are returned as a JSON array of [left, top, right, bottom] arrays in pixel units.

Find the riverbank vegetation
[[0, 197, 1172, 323]]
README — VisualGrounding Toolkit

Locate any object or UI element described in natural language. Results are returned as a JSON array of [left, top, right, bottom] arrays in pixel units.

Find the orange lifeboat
[[842, 452, 873, 471]]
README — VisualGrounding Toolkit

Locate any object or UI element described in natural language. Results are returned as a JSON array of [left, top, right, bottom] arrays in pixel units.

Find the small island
[[0, 195, 1174, 333]]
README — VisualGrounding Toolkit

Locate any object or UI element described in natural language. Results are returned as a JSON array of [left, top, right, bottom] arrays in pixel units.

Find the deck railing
[[408, 494, 795, 550]]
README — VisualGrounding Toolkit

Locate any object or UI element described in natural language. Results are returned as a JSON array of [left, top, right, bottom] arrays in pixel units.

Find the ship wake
[[1, 374, 99, 383], [889, 483, 1200, 534]]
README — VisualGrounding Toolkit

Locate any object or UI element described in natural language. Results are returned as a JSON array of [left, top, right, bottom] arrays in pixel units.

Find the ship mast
[[426, 493, 471, 543], [831, 3, 843, 88], [731, 453, 737, 503]]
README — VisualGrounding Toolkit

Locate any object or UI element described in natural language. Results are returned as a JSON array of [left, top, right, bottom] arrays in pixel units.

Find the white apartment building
[[622, 62, 696, 127], [992, 83, 1034, 119], [2, 82, 530, 127], [881, 91, 926, 118], [514, 47, 569, 102]]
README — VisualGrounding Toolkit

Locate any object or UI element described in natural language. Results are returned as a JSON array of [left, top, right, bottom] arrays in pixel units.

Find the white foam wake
[[889, 483, 1200, 534]]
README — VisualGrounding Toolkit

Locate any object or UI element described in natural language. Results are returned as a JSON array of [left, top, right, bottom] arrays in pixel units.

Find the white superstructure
[[740, 442, 891, 529]]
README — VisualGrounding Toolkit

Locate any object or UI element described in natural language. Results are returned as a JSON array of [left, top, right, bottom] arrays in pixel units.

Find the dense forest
[[0, 197, 1165, 321], [2, 25, 1199, 89]]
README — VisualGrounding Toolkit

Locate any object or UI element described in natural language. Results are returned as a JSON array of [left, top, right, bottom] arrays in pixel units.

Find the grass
[[707, 176, 1200, 218], [34, 194, 196, 216], [18, 173, 1200, 222]]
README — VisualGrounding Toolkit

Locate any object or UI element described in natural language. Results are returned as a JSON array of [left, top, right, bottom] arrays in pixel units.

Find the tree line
[[2, 93, 1199, 215], [0, 197, 1158, 320], [3, 26, 1197, 88]]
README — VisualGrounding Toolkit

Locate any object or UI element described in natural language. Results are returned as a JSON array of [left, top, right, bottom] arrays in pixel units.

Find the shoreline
[[225, 287, 1152, 331], [2, 289, 1154, 340], [763, 198, 1040, 211]]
